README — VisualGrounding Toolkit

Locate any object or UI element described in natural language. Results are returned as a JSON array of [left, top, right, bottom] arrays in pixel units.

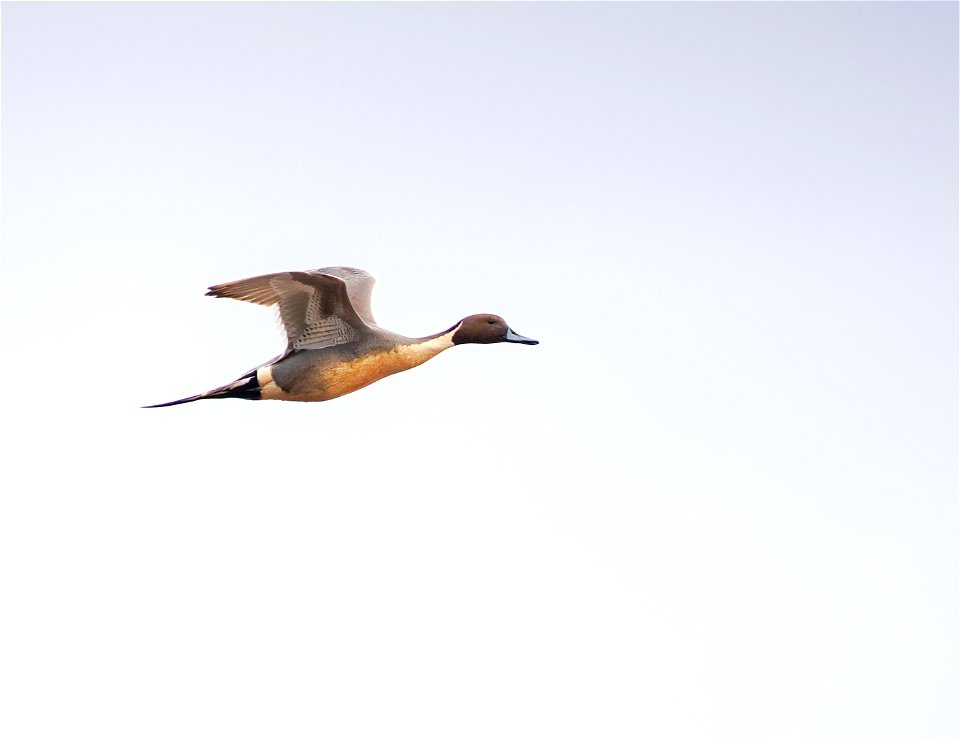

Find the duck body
[[258, 327, 455, 402], [145, 267, 537, 408]]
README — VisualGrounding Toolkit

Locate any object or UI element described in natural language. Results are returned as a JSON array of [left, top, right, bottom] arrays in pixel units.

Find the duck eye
[[488, 319, 495, 325]]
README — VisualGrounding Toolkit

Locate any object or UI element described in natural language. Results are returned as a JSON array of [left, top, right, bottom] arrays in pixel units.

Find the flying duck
[[145, 266, 538, 407]]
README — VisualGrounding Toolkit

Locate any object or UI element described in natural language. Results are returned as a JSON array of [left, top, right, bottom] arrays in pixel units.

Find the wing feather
[[205, 267, 375, 351]]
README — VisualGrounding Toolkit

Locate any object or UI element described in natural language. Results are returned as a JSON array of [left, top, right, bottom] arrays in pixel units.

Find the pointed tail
[[142, 393, 207, 408], [143, 370, 261, 409]]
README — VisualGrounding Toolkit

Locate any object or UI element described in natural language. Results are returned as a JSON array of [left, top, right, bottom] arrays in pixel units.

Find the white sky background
[[1, 2, 957, 741]]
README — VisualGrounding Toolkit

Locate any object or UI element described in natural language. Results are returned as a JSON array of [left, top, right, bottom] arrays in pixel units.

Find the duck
[[145, 266, 538, 407]]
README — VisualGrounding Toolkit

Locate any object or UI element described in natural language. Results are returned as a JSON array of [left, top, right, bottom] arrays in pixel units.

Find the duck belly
[[259, 339, 452, 402]]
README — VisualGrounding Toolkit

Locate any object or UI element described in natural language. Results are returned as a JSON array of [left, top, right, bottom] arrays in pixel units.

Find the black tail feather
[[143, 370, 261, 409], [142, 394, 205, 408]]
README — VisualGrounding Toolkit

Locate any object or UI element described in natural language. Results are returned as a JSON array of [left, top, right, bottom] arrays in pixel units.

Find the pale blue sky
[[2, 3, 957, 741]]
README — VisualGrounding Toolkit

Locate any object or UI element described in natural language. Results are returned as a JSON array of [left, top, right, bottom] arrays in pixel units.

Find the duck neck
[[396, 324, 460, 367]]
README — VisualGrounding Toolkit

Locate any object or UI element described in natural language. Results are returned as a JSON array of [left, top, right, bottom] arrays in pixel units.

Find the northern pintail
[[145, 267, 538, 407]]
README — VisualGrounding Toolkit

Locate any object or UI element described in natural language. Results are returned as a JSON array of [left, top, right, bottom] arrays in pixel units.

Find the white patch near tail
[[257, 364, 286, 400]]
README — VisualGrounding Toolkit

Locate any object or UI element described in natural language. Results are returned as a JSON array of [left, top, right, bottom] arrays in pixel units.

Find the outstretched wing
[[206, 267, 376, 351], [313, 267, 377, 327]]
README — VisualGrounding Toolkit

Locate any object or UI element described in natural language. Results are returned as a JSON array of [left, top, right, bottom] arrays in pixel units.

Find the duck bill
[[504, 328, 539, 345]]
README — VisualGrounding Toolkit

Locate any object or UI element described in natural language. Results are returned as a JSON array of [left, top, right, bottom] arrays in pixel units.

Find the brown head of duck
[[451, 314, 539, 345]]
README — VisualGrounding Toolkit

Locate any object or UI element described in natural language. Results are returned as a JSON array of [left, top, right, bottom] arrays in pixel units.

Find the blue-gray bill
[[504, 328, 539, 345]]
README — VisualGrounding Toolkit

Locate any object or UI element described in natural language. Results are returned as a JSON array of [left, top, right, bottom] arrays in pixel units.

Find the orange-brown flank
[[259, 333, 455, 402]]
